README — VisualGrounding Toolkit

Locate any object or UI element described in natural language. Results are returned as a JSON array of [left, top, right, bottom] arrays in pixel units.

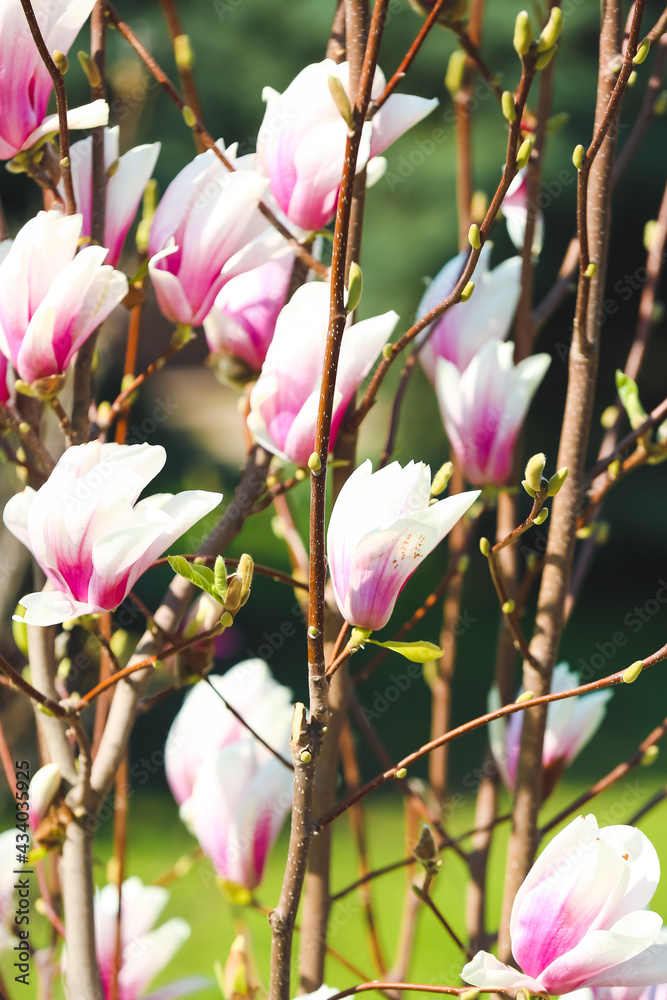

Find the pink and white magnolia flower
[[66, 126, 160, 266], [502, 168, 544, 257], [0, 0, 108, 160], [0, 210, 128, 385], [417, 245, 522, 378], [148, 142, 281, 328], [185, 736, 294, 890], [327, 460, 480, 631], [92, 877, 208, 1000], [247, 281, 398, 467], [202, 251, 295, 375], [489, 663, 613, 796], [165, 658, 293, 809], [462, 815, 667, 997], [564, 967, 667, 1000], [3, 441, 222, 626], [435, 340, 551, 486], [256, 59, 438, 230]]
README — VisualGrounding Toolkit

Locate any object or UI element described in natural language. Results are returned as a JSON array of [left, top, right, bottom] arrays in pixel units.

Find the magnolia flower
[[202, 251, 295, 376], [28, 762, 61, 831], [435, 340, 550, 486], [327, 459, 480, 631], [462, 815, 667, 996], [565, 973, 667, 1000], [502, 168, 544, 257], [148, 142, 280, 327], [92, 877, 207, 1000], [0, 0, 108, 160], [489, 664, 613, 797], [0, 210, 128, 385], [3, 442, 222, 626], [256, 59, 438, 230], [417, 245, 522, 377], [247, 281, 398, 466], [186, 737, 294, 890], [66, 126, 160, 266], [165, 658, 293, 808]]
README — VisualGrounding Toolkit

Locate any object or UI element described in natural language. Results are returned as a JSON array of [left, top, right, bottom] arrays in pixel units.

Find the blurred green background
[[1, 0, 666, 996]]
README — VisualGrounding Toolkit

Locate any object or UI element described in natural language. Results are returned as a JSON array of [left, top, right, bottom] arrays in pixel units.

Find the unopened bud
[[346, 261, 363, 313], [535, 46, 557, 70], [300, 750, 312, 764], [644, 219, 658, 252], [654, 90, 667, 116], [308, 452, 322, 473], [445, 49, 467, 96], [468, 223, 481, 250], [525, 452, 546, 494], [461, 991, 480, 1000], [502, 90, 517, 122], [220, 611, 233, 628], [479, 537, 491, 557], [513, 10, 534, 56], [460, 280, 475, 302], [223, 575, 243, 614], [641, 745, 659, 766], [382, 343, 394, 361], [576, 524, 595, 539], [537, 6, 563, 51], [623, 660, 643, 684], [413, 824, 438, 862], [633, 38, 650, 65], [546, 111, 569, 133], [516, 690, 534, 703], [52, 50, 68, 74], [502, 599, 516, 615], [470, 190, 488, 223], [600, 406, 619, 429], [307, 625, 320, 639], [585, 261, 598, 278], [627, 70, 638, 87], [396, 767, 407, 779], [59, 156, 70, 169], [430, 461, 453, 496], [174, 33, 194, 71], [516, 135, 534, 169], [179, 105, 197, 130], [237, 553, 254, 597], [77, 50, 102, 88], [546, 466, 568, 496], [608, 458, 621, 479], [457, 554, 470, 575], [573, 144, 586, 170], [328, 74, 354, 128]]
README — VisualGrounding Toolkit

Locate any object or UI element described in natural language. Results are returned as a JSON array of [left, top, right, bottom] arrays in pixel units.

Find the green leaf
[[167, 555, 218, 600], [214, 555, 227, 601], [367, 638, 443, 663], [616, 371, 648, 430]]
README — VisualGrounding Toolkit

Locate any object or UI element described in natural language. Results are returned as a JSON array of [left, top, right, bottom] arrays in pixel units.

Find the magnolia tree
[[0, 0, 666, 998]]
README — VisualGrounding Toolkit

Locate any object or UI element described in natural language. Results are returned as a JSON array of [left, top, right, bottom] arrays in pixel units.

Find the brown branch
[[158, 0, 205, 152], [314, 642, 667, 830]]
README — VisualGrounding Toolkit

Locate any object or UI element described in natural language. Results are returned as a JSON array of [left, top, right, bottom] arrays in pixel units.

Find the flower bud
[[537, 6, 563, 51], [237, 553, 254, 599], [546, 111, 569, 133], [413, 824, 438, 862], [535, 46, 557, 70], [516, 136, 534, 169], [181, 105, 197, 127], [546, 466, 568, 496], [654, 90, 667, 115], [534, 508, 548, 525], [346, 261, 363, 314], [52, 50, 68, 74], [460, 279, 475, 301], [572, 144, 586, 169], [623, 660, 643, 684], [29, 763, 62, 832], [502, 599, 516, 615], [480, 537, 491, 557], [525, 452, 546, 494], [445, 49, 467, 96], [633, 38, 650, 65], [327, 73, 354, 128], [308, 452, 322, 473], [224, 575, 243, 613], [174, 33, 194, 71], [430, 461, 454, 496], [77, 50, 102, 88], [468, 223, 481, 249], [396, 767, 407, 779], [641, 745, 659, 766], [515, 690, 534, 703], [502, 90, 517, 122], [585, 261, 598, 278], [513, 11, 534, 56]]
